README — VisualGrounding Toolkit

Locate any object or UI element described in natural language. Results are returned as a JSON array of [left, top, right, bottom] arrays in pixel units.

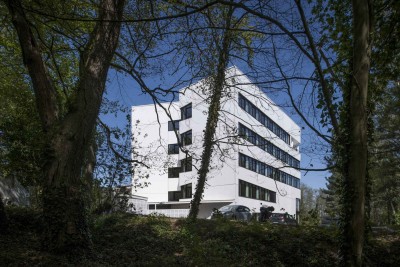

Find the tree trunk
[[0, 195, 8, 234], [5, 0, 125, 255], [343, 0, 371, 265], [188, 7, 233, 221]]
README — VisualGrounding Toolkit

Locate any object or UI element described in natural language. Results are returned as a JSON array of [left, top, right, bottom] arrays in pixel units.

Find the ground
[[1, 207, 399, 266]]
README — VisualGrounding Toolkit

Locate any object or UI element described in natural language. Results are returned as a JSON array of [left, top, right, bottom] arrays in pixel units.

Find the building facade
[[131, 67, 301, 218]]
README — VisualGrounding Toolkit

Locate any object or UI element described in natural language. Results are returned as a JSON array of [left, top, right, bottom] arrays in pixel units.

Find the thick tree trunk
[[343, 0, 371, 266], [188, 8, 233, 221], [0, 195, 8, 234], [5, 0, 125, 255]]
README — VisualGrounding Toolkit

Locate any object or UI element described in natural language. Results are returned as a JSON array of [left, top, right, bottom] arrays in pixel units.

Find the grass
[[1, 207, 399, 266]]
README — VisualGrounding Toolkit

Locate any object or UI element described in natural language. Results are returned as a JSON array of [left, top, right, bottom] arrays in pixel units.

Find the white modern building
[[131, 66, 301, 219]]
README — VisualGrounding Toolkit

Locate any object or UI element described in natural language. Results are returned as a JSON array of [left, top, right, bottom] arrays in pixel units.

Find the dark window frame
[[168, 167, 181, 178], [238, 93, 292, 145], [168, 144, 179, 154], [181, 183, 192, 199], [238, 179, 276, 203], [180, 130, 192, 146], [180, 156, 192, 172], [168, 120, 180, 131], [181, 103, 192, 120], [238, 153, 300, 189], [168, 191, 181, 201], [238, 123, 300, 169]]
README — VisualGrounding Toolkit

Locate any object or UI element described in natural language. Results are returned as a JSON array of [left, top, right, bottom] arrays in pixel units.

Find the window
[[168, 167, 180, 178], [168, 120, 180, 131], [247, 131, 256, 144], [181, 130, 192, 146], [180, 157, 192, 172], [238, 179, 276, 203], [239, 153, 300, 189], [168, 144, 179, 154], [168, 191, 181, 201], [181, 103, 192, 120], [266, 166, 274, 178], [238, 94, 246, 109], [270, 191, 276, 203], [238, 123, 298, 168], [239, 93, 292, 145], [181, 183, 192, 199], [239, 153, 246, 167]]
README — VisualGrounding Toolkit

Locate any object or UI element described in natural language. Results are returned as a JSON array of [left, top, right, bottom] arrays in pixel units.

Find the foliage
[[0, 18, 44, 192], [369, 84, 400, 225], [2, 208, 399, 266]]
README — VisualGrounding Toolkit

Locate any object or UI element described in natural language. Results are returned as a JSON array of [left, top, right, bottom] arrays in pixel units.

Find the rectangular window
[[168, 167, 180, 178], [168, 144, 179, 154], [259, 113, 266, 125], [239, 94, 246, 109], [239, 153, 246, 167], [181, 130, 192, 146], [281, 152, 288, 163], [270, 191, 276, 203], [239, 180, 246, 197], [180, 157, 192, 172], [251, 185, 257, 199], [238, 123, 298, 168], [238, 153, 300, 189], [168, 120, 180, 131], [267, 142, 273, 154], [260, 188, 266, 200], [238, 94, 291, 144], [238, 179, 276, 203], [296, 198, 300, 212], [181, 103, 192, 120], [181, 183, 192, 199], [248, 131, 256, 144], [258, 162, 266, 176], [168, 191, 181, 201]]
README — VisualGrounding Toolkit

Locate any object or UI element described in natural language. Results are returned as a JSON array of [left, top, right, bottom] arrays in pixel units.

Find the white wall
[[131, 66, 301, 217]]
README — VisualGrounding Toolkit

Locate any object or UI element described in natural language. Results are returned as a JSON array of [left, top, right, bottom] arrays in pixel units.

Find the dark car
[[211, 205, 252, 221], [320, 216, 339, 227], [269, 213, 298, 225]]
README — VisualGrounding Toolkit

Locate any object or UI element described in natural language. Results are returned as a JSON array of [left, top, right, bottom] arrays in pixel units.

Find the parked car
[[320, 216, 339, 227], [211, 205, 252, 221], [269, 213, 298, 225]]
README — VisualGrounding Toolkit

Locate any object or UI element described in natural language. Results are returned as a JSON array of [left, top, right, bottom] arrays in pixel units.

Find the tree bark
[[344, 0, 371, 265], [5, 0, 125, 255], [188, 7, 233, 221], [0, 195, 8, 234]]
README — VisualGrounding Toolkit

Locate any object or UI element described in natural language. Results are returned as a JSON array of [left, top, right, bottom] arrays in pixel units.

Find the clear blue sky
[[101, 69, 330, 190]]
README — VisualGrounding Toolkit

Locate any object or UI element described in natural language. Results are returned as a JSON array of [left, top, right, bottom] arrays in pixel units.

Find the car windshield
[[219, 206, 233, 212], [271, 213, 284, 218]]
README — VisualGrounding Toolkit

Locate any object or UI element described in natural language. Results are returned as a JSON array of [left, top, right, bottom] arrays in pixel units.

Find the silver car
[[211, 205, 252, 221]]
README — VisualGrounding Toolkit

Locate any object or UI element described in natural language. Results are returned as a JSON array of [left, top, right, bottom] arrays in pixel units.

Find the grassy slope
[[1, 208, 399, 266]]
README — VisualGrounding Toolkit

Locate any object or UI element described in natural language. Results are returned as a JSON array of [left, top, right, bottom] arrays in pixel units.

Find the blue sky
[[101, 69, 330, 190]]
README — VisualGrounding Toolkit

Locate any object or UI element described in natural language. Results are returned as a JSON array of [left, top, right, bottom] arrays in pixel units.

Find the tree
[[0, 195, 7, 234], [187, 3, 235, 220], [299, 184, 326, 226], [213, 1, 373, 265], [2, 0, 125, 255], [370, 84, 400, 225]]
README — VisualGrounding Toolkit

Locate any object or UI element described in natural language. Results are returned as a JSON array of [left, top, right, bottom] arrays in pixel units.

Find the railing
[[147, 209, 190, 218]]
